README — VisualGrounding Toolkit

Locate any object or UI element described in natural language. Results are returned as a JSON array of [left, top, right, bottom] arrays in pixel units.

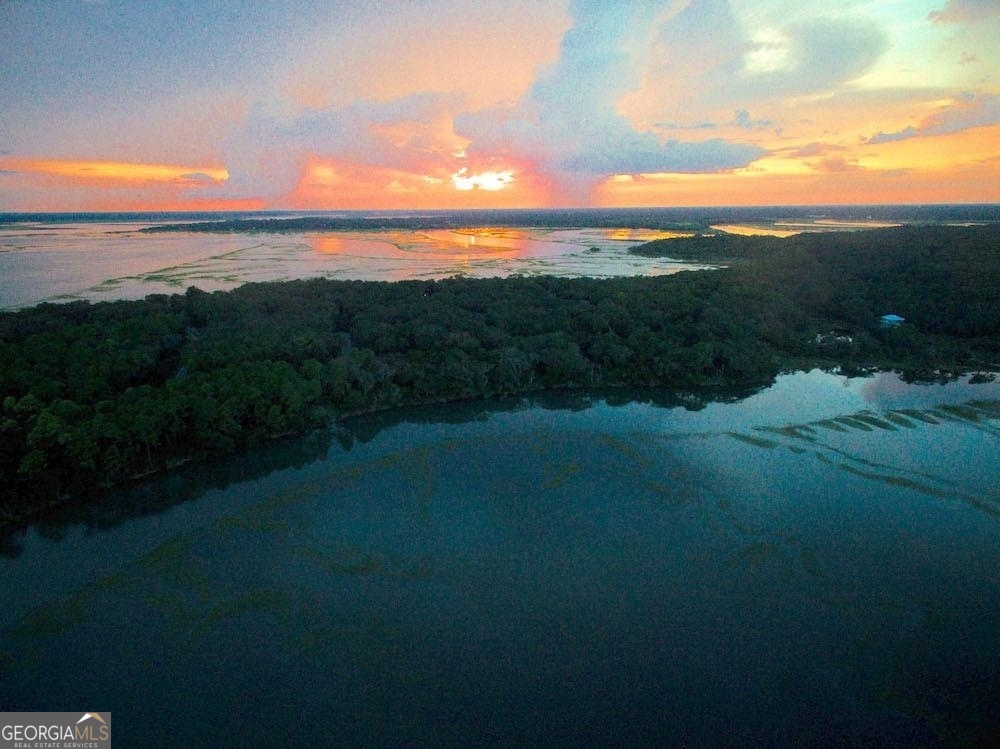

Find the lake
[[2, 369, 998, 745]]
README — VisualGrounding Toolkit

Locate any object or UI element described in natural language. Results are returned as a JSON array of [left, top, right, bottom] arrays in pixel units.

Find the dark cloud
[[866, 126, 918, 145]]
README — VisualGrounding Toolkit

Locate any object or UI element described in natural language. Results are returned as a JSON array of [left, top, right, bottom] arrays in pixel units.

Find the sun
[[451, 168, 516, 191]]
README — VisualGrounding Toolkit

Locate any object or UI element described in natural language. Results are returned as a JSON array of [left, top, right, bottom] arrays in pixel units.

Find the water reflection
[[0, 387, 739, 557], [710, 218, 903, 237], [1, 222, 700, 309], [1, 370, 998, 745], [3, 373, 997, 556]]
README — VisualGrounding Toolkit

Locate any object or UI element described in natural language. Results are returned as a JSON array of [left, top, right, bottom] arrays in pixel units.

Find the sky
[[1, 0, 999, 211]]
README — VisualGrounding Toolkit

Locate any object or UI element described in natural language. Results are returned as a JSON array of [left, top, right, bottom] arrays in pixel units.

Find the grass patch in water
[[597, 434, 655, 469], [541, 460, 583, 490], [733, 540, 778, 567], [756, 424, 817, 441], [813, 419, 850, 433], [378, 446, 435, 505], [881, 412, 918, 428], [934, 404, 986, 422], [850, 413, 899, 431], [216, 514, 294, 534], [967, 399, 1000, 418], [729, 432, 779, 448], [836, 462, 951, 499], [9, 596, 89, 639], [138, 535, 214, 598], [645, 480, 696, 509], [200, 588, 294, 629], [304, 544, 386, 577], [894, 408, 940, 424], [834, 416, 874, 431]]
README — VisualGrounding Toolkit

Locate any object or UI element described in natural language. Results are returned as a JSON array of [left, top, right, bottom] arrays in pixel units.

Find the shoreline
[[3, 223, 998, 533], [2, 362, 997, 537]]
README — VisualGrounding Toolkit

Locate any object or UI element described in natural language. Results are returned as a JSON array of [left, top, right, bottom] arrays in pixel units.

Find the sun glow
[[451, 168, 516, 191], [307, 163, 340, 186]]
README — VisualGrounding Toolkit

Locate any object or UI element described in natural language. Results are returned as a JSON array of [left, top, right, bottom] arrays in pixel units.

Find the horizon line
[[3, 201, 1000, 216]]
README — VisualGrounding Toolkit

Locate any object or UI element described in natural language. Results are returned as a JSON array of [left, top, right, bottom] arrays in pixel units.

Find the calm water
[[6, 206, 994, 309], [2, 370, 998, 746], [0, 220, 698, 309]]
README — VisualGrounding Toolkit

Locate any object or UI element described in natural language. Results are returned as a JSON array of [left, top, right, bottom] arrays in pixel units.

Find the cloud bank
[[220, 0, 772, 205], [221, 92, 464, 200], [455, 0, 766, 201], [5, 0, 999, 209]]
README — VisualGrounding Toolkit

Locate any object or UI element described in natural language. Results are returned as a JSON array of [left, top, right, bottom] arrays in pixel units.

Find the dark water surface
[[2, 370, 999, 746]]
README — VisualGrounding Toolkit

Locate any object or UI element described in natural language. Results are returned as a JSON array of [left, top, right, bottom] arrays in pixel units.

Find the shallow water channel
[[2, 370, 999, 745]]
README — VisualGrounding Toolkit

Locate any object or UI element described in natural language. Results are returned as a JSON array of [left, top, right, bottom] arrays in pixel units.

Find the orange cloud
[[0, 158, 228, 185], [595, 124, 1000, 207], [286, 155, 547, 209], [282, 4, 569, 111], [0, 157, 254, 212]]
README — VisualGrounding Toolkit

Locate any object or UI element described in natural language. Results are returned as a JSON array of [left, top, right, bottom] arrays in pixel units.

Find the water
[[0, 217, 701, 309], [4, 206, 998, 309], [2, 370, 998, 745]]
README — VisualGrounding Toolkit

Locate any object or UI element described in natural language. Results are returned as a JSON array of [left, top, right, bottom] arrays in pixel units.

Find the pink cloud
[[929, 0, 1000, 24]]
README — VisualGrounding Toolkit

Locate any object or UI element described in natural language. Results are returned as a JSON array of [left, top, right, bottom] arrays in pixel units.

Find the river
[[1, 369, 998, 745]]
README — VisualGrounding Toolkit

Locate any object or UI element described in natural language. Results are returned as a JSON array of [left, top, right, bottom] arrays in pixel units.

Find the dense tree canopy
[[2, 224, 998, 524]]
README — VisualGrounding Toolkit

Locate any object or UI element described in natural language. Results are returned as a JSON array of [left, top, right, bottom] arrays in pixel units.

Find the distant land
[[3, 203, 1000, 231]]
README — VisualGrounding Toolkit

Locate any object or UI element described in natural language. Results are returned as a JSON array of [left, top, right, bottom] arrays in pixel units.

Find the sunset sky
[[2, 0, 999, 211]]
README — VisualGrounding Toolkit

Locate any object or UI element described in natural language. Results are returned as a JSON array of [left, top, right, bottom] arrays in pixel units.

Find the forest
[[2, 223, 998, 525]]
